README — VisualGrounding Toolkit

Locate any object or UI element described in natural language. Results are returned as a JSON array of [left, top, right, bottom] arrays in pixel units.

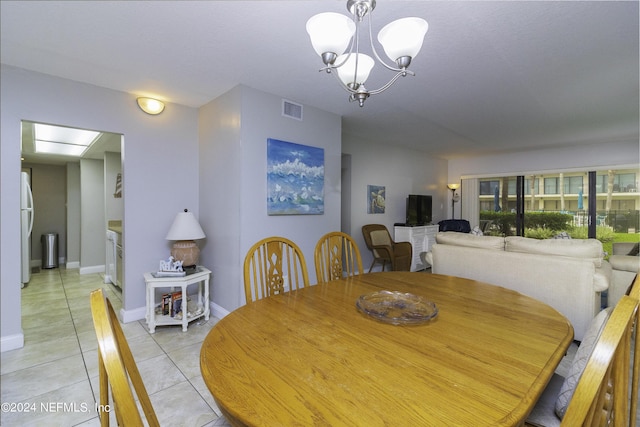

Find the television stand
[[394, 224, 439, 271]]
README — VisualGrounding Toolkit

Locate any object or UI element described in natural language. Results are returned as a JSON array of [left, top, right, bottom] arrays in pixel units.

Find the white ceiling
[[2, 1, 638, 160]]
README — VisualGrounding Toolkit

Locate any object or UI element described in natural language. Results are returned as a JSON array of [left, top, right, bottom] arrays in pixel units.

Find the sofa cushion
[[555, 307, 612, 419], [592, 261, 611, 293], [470, 225, 483, 236], [505, 236, 603, 267], [609, 254, 640, 273], [436, 232, 505, 250], [553, 231, 572, 239]]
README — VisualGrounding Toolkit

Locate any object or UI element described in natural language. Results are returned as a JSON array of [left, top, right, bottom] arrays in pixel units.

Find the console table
[[394, 225, 439, 271], [143, 267, 210, 333]]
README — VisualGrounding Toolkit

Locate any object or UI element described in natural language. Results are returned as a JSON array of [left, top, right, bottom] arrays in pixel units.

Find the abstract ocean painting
[[267, 138, 324, 215]]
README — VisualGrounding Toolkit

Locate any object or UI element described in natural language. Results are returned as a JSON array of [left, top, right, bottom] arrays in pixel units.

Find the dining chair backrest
[[626, 273, 639, 427], [560, 295, 639, 426], [90, 288, 159, 427], [314, 231, 364, 284], [243, 236, 310, 304]]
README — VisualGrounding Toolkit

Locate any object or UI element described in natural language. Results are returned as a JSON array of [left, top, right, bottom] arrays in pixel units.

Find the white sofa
[[608, 242, 640, 307], [425, 232, 611, 341]]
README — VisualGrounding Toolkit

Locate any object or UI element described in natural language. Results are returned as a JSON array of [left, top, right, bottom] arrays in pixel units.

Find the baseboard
[[66, 261, 80, 269], [1, 332, 25, 352], [210, 301, 230, 319], [120, 305, 146, 324], [79, 265, 105, 275]]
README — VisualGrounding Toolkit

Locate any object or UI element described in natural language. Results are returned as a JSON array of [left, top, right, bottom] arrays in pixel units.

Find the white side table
[[143, 267, 211, 333]]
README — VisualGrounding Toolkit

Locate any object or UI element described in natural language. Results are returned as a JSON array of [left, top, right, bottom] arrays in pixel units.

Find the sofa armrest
[[371, 244, 393, 261], [593, 261, 612, 292], [612, 242, 638, 255], [609, 254, 640, 273]]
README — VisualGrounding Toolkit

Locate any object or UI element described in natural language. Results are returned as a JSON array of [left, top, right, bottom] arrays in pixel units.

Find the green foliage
[[524, 228, 555, 239], [480, 211, 573, 236], [569, 226, 615, 243], [525, 212, 573, 231]]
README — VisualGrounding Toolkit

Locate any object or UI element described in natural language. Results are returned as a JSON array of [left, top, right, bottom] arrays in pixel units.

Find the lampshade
[[447, 183, 460, 191], [137, 97, 165, 115], [377, 17, 428, 63], [336, 53, 374, 87], [306, 12, 355, 57], [166, 210, 205, 241]]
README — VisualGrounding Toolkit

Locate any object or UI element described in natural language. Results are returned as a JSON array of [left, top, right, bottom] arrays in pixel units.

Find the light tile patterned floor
[[2, 267, 638, 426], [0, 267, 231, 427]]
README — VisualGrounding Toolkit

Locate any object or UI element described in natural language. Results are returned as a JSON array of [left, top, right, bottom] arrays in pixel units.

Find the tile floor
[[1, 267, 637, 426], [0, 267, 231, 427]]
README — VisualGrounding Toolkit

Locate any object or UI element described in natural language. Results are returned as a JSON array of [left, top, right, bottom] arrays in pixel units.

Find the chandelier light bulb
[[378, 17, 429, 64], [336, 53, 374, 87], [306, 12, 355, 61]]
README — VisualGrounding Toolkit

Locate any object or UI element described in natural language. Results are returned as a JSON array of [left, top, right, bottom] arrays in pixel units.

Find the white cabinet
[[394, 225, 439, 271]]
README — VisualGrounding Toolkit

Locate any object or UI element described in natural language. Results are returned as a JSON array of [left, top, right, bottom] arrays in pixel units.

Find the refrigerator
[[21, 171, 34, 286]]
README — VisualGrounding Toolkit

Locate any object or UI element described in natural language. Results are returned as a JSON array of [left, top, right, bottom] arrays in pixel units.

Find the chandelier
[[306, 0, 428, 107]]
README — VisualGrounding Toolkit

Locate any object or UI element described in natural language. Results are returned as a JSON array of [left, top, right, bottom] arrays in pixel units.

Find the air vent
[[282, 99, 303, 121]]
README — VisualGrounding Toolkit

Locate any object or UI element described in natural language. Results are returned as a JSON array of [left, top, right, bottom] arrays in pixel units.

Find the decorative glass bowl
[[356, 290, 438, 325]]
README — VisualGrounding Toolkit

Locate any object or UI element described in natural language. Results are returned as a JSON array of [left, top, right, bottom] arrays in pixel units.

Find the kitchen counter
[[107, 220, 122, 235]]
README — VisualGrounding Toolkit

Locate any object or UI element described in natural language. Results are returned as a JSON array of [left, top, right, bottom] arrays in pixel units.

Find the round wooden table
[[200, 272, 573, 426]]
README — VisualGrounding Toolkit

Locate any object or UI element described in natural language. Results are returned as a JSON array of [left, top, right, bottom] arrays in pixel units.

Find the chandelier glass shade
[[306, 0, 428, 107]]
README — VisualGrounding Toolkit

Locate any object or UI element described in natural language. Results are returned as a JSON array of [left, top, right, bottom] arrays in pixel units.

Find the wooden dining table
[[200, 272, 574, 426]]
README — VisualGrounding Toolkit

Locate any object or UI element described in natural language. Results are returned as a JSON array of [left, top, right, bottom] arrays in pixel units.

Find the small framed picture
[[367, 185, 385, 214]]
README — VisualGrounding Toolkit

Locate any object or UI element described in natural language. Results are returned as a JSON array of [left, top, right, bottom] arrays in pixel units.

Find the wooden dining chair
[[243, 236, 310, 304], [627, 273, 639, 427], [90, 288, 159, 427], [314, 231, 364, 284], [525, 295, 639, 427]]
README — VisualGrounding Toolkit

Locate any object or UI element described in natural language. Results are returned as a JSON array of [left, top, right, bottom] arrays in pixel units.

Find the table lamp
[[166, 209, 206, 270]]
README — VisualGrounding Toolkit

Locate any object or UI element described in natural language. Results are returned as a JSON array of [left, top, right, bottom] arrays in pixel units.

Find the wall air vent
[[282, 99, 303, 121]]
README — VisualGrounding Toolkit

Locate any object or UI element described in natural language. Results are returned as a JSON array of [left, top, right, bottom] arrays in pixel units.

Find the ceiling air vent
[[282, 99, 303, 121]]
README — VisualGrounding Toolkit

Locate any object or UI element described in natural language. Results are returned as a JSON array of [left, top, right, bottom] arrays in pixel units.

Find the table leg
[[204, 277, 210, 320], [182, 284, 188, 332], [148, 285, 156, 334]]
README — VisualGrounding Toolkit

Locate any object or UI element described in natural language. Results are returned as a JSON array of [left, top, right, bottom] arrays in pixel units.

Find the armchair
[[361, 224, 412, 272], [608, 242, 640, 307]]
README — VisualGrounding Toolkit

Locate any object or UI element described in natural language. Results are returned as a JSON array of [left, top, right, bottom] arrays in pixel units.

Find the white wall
[[66, 163, 81, 268], [1, 65, 199, 351], [105, 151, 123, 223], [199, 85, 342, 313], [79, 158, 105, 273], [342, 135, 448, 272], [448, 140, 639, 180], [22, 163, 67, 266]]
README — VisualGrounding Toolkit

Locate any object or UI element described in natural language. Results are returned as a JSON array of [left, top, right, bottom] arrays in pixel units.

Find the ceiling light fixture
[[136, 97, 165, 115], [306, 0, 428, 107], [33, 123, 100, 157]]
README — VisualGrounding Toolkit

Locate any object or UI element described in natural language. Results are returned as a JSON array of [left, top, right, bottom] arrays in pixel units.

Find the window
[[477, 169, 639, 238]]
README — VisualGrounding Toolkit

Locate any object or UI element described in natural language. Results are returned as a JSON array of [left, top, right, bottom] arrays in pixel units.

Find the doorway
[[20, 120, 123, 276]]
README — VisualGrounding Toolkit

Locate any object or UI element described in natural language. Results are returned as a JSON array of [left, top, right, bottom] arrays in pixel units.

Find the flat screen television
[[406, 194, 433, 226]]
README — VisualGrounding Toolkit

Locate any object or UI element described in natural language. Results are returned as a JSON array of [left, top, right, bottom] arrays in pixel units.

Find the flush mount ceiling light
[[136, 97, 165, 115], [306, 0, 428, 107], [34, 123, 101, 157]]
